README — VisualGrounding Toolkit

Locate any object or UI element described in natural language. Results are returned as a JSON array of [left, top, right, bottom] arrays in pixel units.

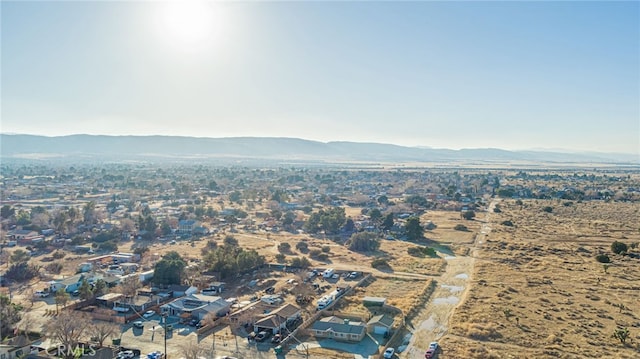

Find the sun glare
[[154, 1, 224, 55]]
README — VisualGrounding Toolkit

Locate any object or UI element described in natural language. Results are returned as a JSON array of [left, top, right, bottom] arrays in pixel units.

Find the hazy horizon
[[2, 1, 638, 155]]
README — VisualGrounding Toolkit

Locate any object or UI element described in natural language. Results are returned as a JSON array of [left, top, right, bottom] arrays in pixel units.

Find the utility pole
[[162, 313, 168, 359]]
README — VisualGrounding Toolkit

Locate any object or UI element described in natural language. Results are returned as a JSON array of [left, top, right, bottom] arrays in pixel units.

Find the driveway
[[296, 333, 380, 359]]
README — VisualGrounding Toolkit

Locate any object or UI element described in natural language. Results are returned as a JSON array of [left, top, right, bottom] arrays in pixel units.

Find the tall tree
[[153, 251, 186, 286], [54, 289, 70, 313], [88, 321, 119, 347], [382, 213, 394, 231], [0, 205, 15, 219], [0, 294, 22, 337], [405, 216, 424, 241], [78, 279, 93, 300], [44, 311, 91, 358]]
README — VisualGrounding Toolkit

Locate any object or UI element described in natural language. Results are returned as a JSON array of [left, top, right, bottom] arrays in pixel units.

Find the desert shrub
[[542, 206, 553, 213], [51, 251, 66, 260], [289, 256, 311, 268], [5, 262, 40, 282], [425, 221, 437, 230], [275, 253, 286, 263], [315, 253, 329, 261], [277, 242, 291, 253], [407, 247, 423, 257], [611, 241, 628, 255], [493, 207, 502, 213], [454, 224, 468, 231], [46, 262, 64, 274], [563, 201, 573, 207], [595, 254, 611, 263], [309, 249, 321, 258], [515, 199, 523, 206], [371, 258, 390, 269], [461, 210, 476, 220], [501, 220, 514, 227], [321, 246, 331, 253], [99, 241, 117, 252], [347, 232, 380, 252], [409, 246, 438, 258], [296, 241, 309, 253]]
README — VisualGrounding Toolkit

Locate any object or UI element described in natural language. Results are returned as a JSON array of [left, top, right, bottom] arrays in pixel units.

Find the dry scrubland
[[443, 200, 640, 358]]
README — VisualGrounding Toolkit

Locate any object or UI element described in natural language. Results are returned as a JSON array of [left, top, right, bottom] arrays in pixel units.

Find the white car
[[143, 310, 155, 318], [383, 347, 395, 358]]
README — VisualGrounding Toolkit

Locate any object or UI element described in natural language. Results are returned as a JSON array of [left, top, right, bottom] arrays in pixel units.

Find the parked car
[[35, 291, 49, 298], [349, 271, 361, 279], [425, 349, 435, 359], [133, 321, 144, 329], [72, 290, 80, 296], [255, 331, 271, 342], [117, 350, 135, 359], [428, 342, 439, 351], [143, 311, 155, 319], [383, 347, 395, 358]]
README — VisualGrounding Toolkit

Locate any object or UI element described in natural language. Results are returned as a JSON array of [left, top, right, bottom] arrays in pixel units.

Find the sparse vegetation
[[454, 224, 468, 231], [611, 241, 628, 255], [595, 254, 611, 263], [347, 232, 380, 252]]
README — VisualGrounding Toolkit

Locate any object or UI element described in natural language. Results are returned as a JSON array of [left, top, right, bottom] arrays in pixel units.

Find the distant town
[[1, 163, 638, 358]]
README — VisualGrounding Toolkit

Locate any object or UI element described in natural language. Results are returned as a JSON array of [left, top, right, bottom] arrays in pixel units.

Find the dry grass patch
[[445, 200, 640, 358]]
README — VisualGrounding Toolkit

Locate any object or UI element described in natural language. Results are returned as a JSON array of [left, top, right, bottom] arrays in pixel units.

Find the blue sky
[[2, 1, 638, 154]]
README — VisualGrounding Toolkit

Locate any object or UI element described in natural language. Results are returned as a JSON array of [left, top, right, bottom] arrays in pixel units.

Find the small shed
[[362, 297, 387, 307], [367, 314, 394, 335]]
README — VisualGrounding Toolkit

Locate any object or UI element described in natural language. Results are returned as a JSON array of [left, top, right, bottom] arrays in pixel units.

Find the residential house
[[178, 220, 198, 236], [8, 230, 42, 245], [253, 303, 301, 334], [160, 294, 230, 320], [309, 316, 366, 342], [49, 274, 88, 293]]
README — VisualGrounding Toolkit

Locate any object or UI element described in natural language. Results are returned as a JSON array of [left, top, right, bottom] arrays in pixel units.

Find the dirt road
[[401, 202, 496, 358]]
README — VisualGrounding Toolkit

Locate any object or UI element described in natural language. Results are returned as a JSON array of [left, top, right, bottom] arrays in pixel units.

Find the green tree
[[78, 279, 93, 300], [461, 210, 476, 220], [377, 195, 389, 205], [223, 235, 238, 246], [382, 213, 394, 231], [289, 256, 311, 269], [611, 241, 628, 255], [405, 216, 424, 241], [1, 205, 15, 219], [54, 289, 70, 313], [154, 251, 186, 286], [347, 232, 380, 252], [0, 294, 21, 337], [368, 208, 382, 223], [83, 201, 96, 225], [277, 242, 291, 253], [93, 279, 107, 297], [296, 241, 309, 253]]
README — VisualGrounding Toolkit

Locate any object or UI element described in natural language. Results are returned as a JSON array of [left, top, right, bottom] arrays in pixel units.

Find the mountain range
[[0, 134, 637, 165]]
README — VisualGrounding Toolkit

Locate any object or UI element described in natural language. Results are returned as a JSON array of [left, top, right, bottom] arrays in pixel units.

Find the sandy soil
[[439, 200, 640, 358]]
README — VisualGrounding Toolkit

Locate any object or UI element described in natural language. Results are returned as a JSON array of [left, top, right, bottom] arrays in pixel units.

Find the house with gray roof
[[160, 293, 230, 320], [309, 316, 366, 342]]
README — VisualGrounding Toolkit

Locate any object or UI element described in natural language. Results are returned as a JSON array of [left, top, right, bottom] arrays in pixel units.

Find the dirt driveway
[[401, 202, 496, 358]]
